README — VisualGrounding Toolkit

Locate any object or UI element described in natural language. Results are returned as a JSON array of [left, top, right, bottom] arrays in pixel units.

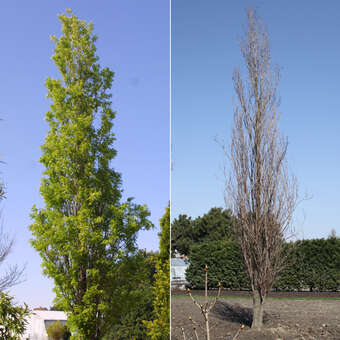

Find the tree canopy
[[171, 207, 234, 256], [29, 10, 152, 339]]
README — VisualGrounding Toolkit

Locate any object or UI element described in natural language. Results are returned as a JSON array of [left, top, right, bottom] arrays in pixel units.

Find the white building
[[21, 310, 67, 340], [171, 257, 190, 289]]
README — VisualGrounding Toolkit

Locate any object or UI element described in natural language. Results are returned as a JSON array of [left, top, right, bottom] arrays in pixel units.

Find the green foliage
[[0, 292, 30, 340], [272, 242, 303, 291], [108, 287, 153, 340], [143, 206, 170, 340], [46, 321, 65, 340], [187, 238, 340, 292], [63, 326, 72, 340], [159, 203, 170, 262], [102, 250, 156, 340], [171, 207, 234, 256], [171, 214, 193, 256], [29, 10, 152, 340], [144, 260, 170, 340], [186, 240, 249, 289], [275, 238, 340, 291]]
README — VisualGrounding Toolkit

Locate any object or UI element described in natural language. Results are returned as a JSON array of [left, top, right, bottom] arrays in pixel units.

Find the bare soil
[[171, 294, 340, 340]]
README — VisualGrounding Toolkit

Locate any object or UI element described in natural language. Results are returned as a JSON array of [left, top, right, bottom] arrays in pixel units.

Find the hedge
[[186, 240, 249, 290], [185, 238, 340, 291]]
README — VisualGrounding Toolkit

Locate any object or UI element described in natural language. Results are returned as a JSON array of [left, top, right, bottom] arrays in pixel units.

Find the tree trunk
[[252, 290, 264, 329]]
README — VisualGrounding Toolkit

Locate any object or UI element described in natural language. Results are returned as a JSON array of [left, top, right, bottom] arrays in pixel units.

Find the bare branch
[[181, 327, 187, 340], [0, 183, 25, 291], [0, 263, 26, 291], [185, 266, 221, 340], [188, 317, 200, 340], [223, 8, 299, 329], [232, 324, 245, 340]]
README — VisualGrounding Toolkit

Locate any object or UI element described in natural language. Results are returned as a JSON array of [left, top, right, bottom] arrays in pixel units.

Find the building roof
[[30, 310, 67, 320]]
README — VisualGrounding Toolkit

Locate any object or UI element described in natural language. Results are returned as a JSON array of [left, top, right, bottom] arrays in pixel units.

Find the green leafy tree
[[171, 207, 234, 256], [0, 292, 30, 340], [30, 10, 152, 340], [171, 214, 193, 256], [144, 204, 170, 340]]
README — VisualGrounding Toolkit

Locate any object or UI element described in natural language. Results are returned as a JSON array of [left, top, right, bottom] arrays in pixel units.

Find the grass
[[171, 295, 340, 301]]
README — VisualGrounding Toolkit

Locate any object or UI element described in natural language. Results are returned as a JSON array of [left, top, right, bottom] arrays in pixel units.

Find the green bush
[[186, 240, 249, 289], [46, 320, 65, 340]]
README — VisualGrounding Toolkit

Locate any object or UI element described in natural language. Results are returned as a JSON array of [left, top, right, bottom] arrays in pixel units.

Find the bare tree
[[223, 9, 298, 329], [186, 265, 222, 340], [0, 227, 25, 291], [181, 265, 243, 340], [0, 183, 25, 291]]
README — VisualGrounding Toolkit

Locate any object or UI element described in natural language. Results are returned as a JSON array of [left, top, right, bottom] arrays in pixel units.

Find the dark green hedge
[[186, 238, 340, 291], [274, 238, 340, 291], [186, 240, 249, 289]]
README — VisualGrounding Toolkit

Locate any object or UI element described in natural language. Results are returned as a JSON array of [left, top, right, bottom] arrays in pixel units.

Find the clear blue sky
[[172, 1, 340, 240], [0, 1, 169, 308]]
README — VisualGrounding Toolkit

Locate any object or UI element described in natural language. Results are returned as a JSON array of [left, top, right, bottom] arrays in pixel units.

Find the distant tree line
[[172, 208, 340, 292], [171, 207, 234, 257]]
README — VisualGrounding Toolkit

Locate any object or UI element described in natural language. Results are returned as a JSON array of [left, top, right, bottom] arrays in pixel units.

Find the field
[[171, 292, 340, 340]]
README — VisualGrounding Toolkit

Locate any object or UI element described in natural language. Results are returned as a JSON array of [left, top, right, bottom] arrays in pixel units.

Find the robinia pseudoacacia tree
[[30, 10, 152, 339], [224, 9, 299, 329]]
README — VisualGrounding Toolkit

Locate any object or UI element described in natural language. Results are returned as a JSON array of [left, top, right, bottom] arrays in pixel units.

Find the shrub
[[46, 321, 65, 340]]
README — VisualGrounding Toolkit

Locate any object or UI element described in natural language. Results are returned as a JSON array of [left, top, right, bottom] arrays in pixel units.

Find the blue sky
[[0, 1, 169, 308], [172, 0, 340, 240]]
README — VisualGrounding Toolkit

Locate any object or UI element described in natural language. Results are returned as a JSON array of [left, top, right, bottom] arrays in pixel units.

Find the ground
[[171, 292, 340, 340]]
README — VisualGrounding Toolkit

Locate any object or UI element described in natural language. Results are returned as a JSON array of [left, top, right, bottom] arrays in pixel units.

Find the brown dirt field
[[171, 296, 340, 340]]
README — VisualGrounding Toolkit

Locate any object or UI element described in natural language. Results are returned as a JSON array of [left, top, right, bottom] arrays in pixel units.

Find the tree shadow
[[211, 300, 277, 327]]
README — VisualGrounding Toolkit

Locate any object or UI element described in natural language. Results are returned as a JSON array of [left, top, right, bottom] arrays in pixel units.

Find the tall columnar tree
[[30, 10, 152, 339], [224, 9, 298, 329], [144, 204, 170, 340]]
